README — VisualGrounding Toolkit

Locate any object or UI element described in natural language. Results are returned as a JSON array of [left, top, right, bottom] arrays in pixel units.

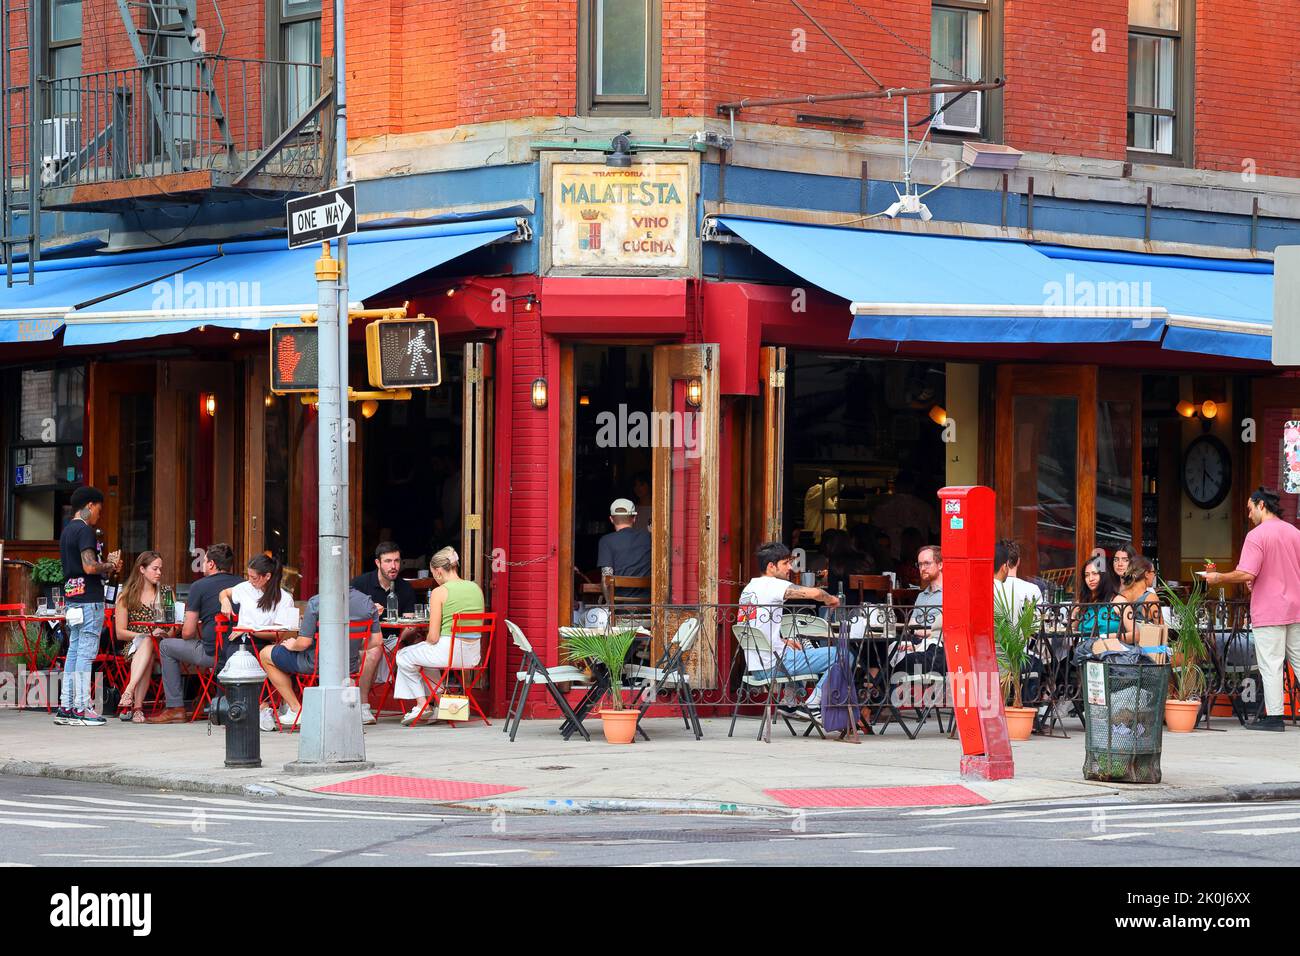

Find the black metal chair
[[503, 620, 593, 742]]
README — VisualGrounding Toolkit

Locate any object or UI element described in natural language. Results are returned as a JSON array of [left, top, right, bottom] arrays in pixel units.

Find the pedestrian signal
[[366, 316, 442, 389], [270, 324, 319, 393]]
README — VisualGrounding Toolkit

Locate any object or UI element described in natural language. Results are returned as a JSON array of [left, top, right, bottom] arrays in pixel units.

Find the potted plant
[[994, 590, 1038, 740], [560, 626, 641, 744], [1160, 577, 1208, 733], [31, 558, 64, 605]]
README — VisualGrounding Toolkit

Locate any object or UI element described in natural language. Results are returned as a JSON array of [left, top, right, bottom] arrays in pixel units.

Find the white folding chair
[[625, 617, 703, 739], [503, 620, 593, 742], [729, 623, 825, 743]]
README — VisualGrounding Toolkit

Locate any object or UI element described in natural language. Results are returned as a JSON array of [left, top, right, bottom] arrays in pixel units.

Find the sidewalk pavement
[[3, 708, 1298, 813]]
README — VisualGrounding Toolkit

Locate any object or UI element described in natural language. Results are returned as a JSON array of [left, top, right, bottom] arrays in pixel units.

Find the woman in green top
[[394, 546, 486, 724]]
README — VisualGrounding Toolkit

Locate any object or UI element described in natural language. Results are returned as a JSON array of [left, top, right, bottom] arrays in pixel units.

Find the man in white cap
[[597, 498, 652, 601]]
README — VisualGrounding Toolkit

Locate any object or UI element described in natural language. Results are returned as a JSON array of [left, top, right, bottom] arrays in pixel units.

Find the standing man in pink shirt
[[1204, 488, 1300, 732]]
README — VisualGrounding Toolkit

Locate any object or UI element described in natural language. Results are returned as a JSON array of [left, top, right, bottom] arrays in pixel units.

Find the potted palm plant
[[559, 626, 641, 744], [994, 590, 1038, 740], [1160, 577, 1208, 733]]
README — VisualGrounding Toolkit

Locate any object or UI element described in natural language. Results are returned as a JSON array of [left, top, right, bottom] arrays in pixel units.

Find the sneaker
[[70, 709, 106, 727], [52, 707, 73, 726], [401, 704, 430, 726], [360, 704, 376, 726], [1247, 715, 1285, 732], [280, 709, 301, 730], [259, 706, 277, 733], [776, 703, 811, 722]]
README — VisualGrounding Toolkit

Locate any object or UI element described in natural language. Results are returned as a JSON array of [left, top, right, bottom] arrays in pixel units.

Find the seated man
[[148, 543, 242, 724], [596, 498, 651, 602], [257, 586, 382, 731], [738, 541, 841, 720], [891, 545, 945, 676], [352, 541, 420, 721]]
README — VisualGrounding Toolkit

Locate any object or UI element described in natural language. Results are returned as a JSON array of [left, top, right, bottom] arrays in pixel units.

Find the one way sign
[[286, 184, 357, 249]]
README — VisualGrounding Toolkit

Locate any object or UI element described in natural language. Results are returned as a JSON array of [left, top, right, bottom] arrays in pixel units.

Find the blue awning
[[713, 216, 1272, 361], [62, 219, 520, 346], [0, 250, 212, 343]]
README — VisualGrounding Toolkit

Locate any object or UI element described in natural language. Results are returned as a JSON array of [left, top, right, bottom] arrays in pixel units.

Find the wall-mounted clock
[[1182, 434, 1232, 509]]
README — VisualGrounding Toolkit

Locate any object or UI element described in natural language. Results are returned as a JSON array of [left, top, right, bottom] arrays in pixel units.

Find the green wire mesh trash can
[[1082, 659, 1171, 784]]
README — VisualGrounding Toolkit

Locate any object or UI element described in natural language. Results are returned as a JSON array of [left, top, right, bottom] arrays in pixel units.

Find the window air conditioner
[[40, 117, 81, 163], [931, 89, 981, 135]]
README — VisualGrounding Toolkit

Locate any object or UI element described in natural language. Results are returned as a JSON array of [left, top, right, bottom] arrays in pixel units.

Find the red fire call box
[[938, 485, 1014, 781]]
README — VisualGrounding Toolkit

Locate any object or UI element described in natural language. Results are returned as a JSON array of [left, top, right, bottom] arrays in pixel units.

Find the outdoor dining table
[[1, 612, 67, 711], [557, 625, 652, 742], [372, 617, 430, 717]]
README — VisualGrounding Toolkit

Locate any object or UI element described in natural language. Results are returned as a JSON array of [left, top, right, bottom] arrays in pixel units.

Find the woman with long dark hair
[[1073, 554, 1120, 637], [219, 554, 299, 638], [112, 550, 165, 723]]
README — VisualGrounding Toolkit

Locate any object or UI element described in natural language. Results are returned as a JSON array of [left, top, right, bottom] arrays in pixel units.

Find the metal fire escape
[[0, 0, 330, 286], [1, 0, 38, 285], [117, 0, 235, 172]]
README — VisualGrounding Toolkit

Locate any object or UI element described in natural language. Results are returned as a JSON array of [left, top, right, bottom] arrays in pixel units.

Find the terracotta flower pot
[[1004, 706, 1037, 741], [1165, 698, 1201, 733], [599, 708, 640, 744]]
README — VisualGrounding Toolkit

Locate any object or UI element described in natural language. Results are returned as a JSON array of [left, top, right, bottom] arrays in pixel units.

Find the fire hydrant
[[209, 642, 265, 768]]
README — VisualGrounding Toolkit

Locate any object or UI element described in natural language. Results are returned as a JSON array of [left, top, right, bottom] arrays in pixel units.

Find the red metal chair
[[278, 620, 374, 731], [410, 612, 497, 726], [192, 615, 238, 722]]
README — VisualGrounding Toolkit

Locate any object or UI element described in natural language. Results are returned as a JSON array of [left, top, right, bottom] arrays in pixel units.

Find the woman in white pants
[[395, 546, 485, 724]]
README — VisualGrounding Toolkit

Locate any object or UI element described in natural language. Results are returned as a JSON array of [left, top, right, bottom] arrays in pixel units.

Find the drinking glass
[[37, 598, 49, 617], [51, 587, 64, 613]]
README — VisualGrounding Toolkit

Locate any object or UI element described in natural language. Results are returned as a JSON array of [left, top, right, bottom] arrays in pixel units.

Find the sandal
[[118, 691, 135, 721]]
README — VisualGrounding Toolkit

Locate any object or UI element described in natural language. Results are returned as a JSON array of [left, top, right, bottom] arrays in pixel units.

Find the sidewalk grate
[[763, 785, 989, 808], [312, 774, 524, 801]]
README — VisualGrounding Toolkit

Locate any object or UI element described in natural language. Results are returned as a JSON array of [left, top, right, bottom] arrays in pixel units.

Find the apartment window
[[578, 0, 661, 117], [45, 0, 82, 117], [268, 0, 322, 131], [930, 1, 1002, 140], [1128, 0, 1194, 162]]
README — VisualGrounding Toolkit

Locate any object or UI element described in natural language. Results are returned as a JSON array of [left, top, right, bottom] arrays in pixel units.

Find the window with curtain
[[269, 0, 321, 132], [1128, 0, 1181, 156], [579, 0, 660, 116]]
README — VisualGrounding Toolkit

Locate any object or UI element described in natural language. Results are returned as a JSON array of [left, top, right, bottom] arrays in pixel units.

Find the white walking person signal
[[406, 328, 433, 376]]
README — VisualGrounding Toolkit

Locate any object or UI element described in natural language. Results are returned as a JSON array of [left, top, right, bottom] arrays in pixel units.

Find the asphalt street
[[2, 775, 1300, 866]]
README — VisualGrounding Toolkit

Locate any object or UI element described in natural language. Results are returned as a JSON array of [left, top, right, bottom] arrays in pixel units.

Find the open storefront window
[[3, 366, 86, 540]]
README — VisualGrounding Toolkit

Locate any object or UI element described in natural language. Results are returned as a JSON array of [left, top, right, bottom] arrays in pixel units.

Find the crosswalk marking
[[1109, 812, 1300, 830], [41, 793, 454, 823], [621, 858, 733, 867], [853, 846, 952, 855], [0, 818, 102, 829], [929, 805, 1296, 827], [1211, 826, 1300, 837], [771, 832, 887, 841], [428, 849, 532, 858], [1056, 832, 1153, 842]]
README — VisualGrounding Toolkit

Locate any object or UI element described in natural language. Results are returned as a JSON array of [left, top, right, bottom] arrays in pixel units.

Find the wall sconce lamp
[[685, 378, 703, 408], [1176, 400, 1197, 418], [1200, 400, 1219, 420], [204, 394, 217, 417], [928, 405, 948, 426], [578, 394, 591, 406], [531, 377, 549, 409], [360, 399, 380, 419], [264, 394, 275, 408]]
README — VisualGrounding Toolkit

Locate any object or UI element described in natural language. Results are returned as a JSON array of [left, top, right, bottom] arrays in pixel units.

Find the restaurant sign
[[550, 162, 691, 271]]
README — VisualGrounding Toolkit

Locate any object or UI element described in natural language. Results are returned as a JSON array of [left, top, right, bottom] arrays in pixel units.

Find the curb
[[448, 796, 790, 816], [1123, 781, 1300, 805], [0, 759, 283, 798]]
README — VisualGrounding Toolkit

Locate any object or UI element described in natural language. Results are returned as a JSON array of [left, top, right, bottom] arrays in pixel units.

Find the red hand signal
[[277, 333, 304, 383]]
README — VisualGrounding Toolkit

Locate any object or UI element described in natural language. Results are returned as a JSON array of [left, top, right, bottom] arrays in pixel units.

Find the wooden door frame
[[462, 342, 495, 599], [995, 364, 1097, 581], [557, 344, 576, 641], [1098, 369, 1144, 551], [87, 361, 156, 565]]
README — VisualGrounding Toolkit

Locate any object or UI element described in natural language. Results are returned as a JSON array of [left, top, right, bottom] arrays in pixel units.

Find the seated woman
[[218, 555, 299, 642], [112, 550, 166, 724], [393, 546, 485, 725], [1114, 559, 1161, 645], [1073, 555, 1120, 637]]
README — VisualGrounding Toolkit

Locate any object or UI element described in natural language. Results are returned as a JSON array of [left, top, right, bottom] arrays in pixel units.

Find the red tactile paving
[[763, 785, 989, 808], [313, 774, 524, 801]]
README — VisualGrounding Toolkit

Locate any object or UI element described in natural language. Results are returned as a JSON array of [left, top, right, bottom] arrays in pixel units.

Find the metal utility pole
[[292, 0, 368, 770]]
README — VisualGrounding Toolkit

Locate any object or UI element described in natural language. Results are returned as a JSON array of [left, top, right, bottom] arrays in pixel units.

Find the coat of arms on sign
[[578, 209, 602, 251], [1284, 420, 1300, 494]]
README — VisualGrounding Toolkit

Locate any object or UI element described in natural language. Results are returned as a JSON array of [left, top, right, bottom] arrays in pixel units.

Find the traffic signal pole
[[290, 0, 369, 770]]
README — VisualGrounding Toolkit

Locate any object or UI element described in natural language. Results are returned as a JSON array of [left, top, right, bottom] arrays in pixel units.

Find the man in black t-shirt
[[352, 541, 418, 724], [55, 486, 121, 726], [149, 542, 243, 723], [596, 499, 651, 600]]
